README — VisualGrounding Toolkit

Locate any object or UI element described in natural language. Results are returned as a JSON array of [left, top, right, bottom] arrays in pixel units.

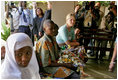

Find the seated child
[[36, 19, 80, 79], [1, 39, 6, 62], [1, 33, 40, 79]]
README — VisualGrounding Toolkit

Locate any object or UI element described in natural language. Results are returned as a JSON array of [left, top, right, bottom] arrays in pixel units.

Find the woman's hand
[[47, 1, 52, 10], [75, 28, 80, 35], [65, 40, 80, 47], [109, 62, 115, 72], [32, 2, 37, 9], [75, 6, 79, 13]]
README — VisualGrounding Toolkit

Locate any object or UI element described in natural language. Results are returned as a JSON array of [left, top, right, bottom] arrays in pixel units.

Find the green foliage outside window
[[5, 1, 112, 8], [1, 22, 11, 41], [78, 1, 111, 6]]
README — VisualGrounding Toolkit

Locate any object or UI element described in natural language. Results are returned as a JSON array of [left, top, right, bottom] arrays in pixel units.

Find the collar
[[44, 33, 55, 42], [12, 8, 17, 12]]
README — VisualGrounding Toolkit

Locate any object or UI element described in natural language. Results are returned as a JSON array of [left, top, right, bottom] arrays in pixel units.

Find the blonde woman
[[56, 13, 80, 47], [56, 13, 90, 77]]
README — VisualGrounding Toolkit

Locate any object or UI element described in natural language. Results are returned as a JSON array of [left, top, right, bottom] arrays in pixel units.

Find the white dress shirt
[[19, 7, 31, 26], [11, 8, 20, 29]]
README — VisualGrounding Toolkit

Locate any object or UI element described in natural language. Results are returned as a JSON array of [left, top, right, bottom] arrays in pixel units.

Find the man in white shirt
[[6, 2, 20, 33], [18, 1, 32, 37]]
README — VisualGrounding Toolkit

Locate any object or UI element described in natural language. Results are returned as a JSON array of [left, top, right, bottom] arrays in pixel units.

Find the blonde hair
[[66, 13, 75, 21]]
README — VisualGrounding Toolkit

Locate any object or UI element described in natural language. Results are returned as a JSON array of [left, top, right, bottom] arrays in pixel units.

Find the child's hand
[[39, 32, 42, 36], [34, 34, 37, 37], [81, 72, 91, 77]]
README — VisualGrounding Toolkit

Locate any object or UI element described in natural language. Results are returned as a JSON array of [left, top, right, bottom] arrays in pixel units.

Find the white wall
[[52, 1, 75, 27]]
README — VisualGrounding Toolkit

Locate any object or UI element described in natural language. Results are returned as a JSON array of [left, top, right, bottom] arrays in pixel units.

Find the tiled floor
[[81, 59, 117, 79]]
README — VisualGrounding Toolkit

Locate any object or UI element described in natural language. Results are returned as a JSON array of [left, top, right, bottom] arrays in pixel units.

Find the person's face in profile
[[15, 46, 32, 67], [44, 23, 55, 36]]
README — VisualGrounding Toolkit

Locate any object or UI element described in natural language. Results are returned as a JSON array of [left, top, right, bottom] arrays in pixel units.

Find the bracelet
[[110, 62, 115, 64]]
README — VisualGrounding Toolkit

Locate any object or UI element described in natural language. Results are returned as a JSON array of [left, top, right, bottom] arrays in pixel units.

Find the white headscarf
[[1, 33, 40, 79]]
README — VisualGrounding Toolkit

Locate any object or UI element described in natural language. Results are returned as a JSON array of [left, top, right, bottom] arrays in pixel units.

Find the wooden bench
[[77, 27, 117, 60]]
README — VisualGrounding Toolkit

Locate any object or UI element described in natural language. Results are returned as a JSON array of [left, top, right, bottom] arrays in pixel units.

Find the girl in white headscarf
[[1, 33, 40, 79]]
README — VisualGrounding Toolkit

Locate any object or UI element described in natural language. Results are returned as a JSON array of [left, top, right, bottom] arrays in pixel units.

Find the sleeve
[[40, 41, 51, 67], [43, 10, 51, 20], [28, 9, 32, 25], [33, 8, 36, 18], [75, 12, 78, 20], [39, 10, 51, 33], [32, 18, 38, 35], [39, 18, 44, 33], [94, 11, 100, 21], [18, 7, 23, 14], [59, 28, 69, 43], [29, 10, 33, 25], [115, 37, 117, 43], [72, 28, 75, 40]]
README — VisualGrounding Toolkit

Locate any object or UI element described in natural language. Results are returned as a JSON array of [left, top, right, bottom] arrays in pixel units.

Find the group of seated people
[[1, 12, 89, 79], [1, 1, 117, 79]]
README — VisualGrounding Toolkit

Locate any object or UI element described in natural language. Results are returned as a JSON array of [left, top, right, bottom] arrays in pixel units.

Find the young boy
[[36, 19, 80, 79]]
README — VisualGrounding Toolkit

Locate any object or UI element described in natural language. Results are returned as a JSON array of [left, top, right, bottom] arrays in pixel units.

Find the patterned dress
[[36, 33, 74, 78]]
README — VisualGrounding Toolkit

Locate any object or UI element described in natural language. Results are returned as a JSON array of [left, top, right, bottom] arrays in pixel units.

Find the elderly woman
[[1, 33, 40, 79], [56, 13, 80, 47]]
